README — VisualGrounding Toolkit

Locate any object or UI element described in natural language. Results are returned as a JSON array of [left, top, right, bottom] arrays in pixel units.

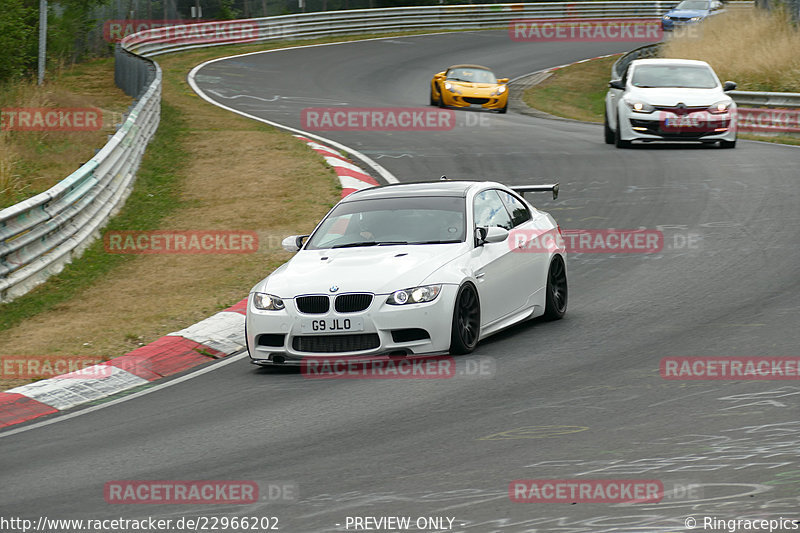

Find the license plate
[[664, 116, 700, 127], [300, 317, 364, 333]]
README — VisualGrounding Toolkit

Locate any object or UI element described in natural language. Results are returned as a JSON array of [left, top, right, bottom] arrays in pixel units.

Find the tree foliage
[[0, 0, 109, 83]]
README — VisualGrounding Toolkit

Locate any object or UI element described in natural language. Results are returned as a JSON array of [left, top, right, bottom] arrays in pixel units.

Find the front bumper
[[441, 91, 508, 110], [619, 108, 736, 142], [661, 18, 702, 30], [246, 285, 458, 365]]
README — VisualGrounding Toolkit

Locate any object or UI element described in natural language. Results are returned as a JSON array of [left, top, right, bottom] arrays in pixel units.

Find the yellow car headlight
[[490, 85, 507, 97], [444, 82, 462, 95]]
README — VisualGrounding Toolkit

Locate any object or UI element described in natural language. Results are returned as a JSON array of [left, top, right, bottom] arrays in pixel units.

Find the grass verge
[[660, 7, 800, 92], [522, 55, 619, 123], [0, 58, 130, 208]]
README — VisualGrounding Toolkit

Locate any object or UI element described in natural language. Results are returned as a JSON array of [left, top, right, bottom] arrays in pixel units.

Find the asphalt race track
[[2, 31, 800, 532]]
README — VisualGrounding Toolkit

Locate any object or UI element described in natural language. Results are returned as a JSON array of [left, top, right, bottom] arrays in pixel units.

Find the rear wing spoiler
[[510, 183, 559, 200]]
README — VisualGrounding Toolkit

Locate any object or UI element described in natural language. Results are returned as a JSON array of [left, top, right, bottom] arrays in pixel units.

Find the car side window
[[497, 190, 532, 227], [473, 190, 513, 231]]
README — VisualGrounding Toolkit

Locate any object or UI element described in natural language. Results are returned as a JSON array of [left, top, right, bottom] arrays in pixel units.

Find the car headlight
[[690, 16, 702, 21], [624, 99, 655, 113], [663, 15, 671, 19], [708, 100, 732, 114], [387, 284, 442, 305], [253, 292, 285, 310], [493, 85, 507, 96], [444, 82, 461, 94]]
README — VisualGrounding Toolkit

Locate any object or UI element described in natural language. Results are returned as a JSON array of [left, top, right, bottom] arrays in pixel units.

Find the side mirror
[[497, 78, 509, 84], [723, 81, 737, 91], [281, 235, 308, 252], [485, 226, 509, 243], [476, 226, 509, 246], [608, 79, 625, 90]]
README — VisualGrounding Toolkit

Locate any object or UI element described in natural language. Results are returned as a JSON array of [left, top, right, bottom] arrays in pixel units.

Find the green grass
[[0, 101, 188, 332], [522, 55, 619, 123], [739, 133, 800, 147]]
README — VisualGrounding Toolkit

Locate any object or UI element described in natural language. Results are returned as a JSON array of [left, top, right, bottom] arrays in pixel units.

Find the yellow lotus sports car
[[430, 65, 509, 113]]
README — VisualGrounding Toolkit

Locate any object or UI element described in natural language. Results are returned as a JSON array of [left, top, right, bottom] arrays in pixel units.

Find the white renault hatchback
[[605, 58, 737, 148]]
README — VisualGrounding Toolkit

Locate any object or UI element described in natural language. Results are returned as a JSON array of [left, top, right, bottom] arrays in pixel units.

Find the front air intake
[[295, 295, 330, 314]]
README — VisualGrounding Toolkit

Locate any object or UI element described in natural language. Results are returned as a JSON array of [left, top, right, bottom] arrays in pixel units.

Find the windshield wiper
[[331, 241, 407, 248], [331, 241, 378, 248], [409, 239, 462, 244]]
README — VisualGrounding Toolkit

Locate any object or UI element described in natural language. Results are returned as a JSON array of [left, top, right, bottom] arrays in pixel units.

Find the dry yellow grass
[[661, 6, 800, 92], [0, 60, 130, 208], [522, 55, 619, 123]]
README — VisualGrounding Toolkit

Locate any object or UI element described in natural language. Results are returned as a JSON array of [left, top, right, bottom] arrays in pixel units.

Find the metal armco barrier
[[611, 42, 662, 79], [122, 2, 695, 57], [0, 0, 787, 303], [0, 51, 160, 302], [727, 90, 800, 108]]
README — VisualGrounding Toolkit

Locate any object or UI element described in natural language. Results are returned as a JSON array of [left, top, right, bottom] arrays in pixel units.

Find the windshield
[[631, 64, 718, 89], [446, 68, 497, 84], [305, 196, 467, 250], [674, 0, 710, 10]]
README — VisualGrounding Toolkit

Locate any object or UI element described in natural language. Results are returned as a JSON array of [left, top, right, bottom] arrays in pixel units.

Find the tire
[[449, 283, 481, 355], [542, 255, 568, 321], [438, 85, 447, 108], [615, 112, 631, 148], [604, 110, 615, 144], [429, 87, 437, 106], [719, 138, 736, 149], [498, 101, 508, 114]]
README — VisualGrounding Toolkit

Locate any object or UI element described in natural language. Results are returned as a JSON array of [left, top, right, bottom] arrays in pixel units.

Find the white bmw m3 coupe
[[245, 180, 567, 366], [605, 58, 738, 148]]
